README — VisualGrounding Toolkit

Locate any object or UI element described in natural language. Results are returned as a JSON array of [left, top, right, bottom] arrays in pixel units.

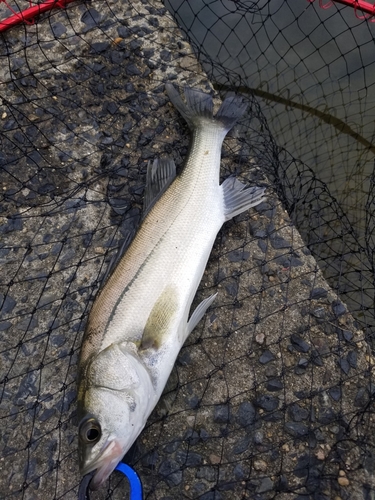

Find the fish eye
[[79, 417, 102, 444]]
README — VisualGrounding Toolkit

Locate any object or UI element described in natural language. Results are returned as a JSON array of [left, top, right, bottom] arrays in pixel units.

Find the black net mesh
[[1, 1, 375, 499]]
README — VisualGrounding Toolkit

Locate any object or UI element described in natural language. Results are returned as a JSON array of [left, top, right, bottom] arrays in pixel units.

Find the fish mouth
[[82, 439, 124, 491]]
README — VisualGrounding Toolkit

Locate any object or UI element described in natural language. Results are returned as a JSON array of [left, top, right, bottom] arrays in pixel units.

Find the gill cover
[[78, 342, 155, 484]]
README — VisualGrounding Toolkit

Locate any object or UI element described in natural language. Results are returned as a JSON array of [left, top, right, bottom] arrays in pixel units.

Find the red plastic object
[[308, 0, 375, 18], [0, 0, 77, 32]]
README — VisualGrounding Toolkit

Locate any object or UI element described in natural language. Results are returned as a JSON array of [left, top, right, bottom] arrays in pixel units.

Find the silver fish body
[[77, 84, 266, 489]]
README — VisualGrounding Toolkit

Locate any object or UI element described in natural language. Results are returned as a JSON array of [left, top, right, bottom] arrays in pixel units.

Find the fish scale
[[77, 83, 266, 491], [81, 122, 226, 359]]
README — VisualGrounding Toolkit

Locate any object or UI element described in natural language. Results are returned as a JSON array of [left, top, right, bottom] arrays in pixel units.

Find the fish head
[[77, 391, 134, 490], [77, 343, 155, 490]]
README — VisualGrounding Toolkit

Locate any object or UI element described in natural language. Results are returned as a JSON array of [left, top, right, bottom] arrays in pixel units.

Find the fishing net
[[1, 0, 374, 499]]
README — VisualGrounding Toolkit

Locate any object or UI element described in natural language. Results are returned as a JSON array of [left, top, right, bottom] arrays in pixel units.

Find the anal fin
[[222, 177, 266, 221]]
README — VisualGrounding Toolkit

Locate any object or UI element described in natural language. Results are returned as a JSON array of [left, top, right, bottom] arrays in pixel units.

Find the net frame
[[309, 0, 375, 20], [0, 0, 77, 32]]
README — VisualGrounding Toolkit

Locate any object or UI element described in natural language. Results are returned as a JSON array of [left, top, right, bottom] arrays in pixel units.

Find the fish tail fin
[[165, 83, 213, 128], [165, 83, 247, 133], [215, 94, 248, 131]]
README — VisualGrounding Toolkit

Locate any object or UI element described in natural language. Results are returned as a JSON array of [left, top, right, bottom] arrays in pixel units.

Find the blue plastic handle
[[115, 463, 143, 500]]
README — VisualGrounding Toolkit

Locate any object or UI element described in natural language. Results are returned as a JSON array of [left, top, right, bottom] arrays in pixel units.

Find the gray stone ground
[[1, 1, 375, 499]]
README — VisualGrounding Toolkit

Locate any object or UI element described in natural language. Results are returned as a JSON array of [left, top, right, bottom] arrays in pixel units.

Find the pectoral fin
[[139, 285, 178, 351], [185, 293, 217, 341], [222, 177, 266, 221]]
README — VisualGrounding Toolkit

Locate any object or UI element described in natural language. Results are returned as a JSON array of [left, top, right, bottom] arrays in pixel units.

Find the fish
[[77, 83, 266, 490]]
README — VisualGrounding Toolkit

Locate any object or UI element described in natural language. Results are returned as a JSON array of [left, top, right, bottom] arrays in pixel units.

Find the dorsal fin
[[100, 231, 133, 287], [143, 158, 176, 217]]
